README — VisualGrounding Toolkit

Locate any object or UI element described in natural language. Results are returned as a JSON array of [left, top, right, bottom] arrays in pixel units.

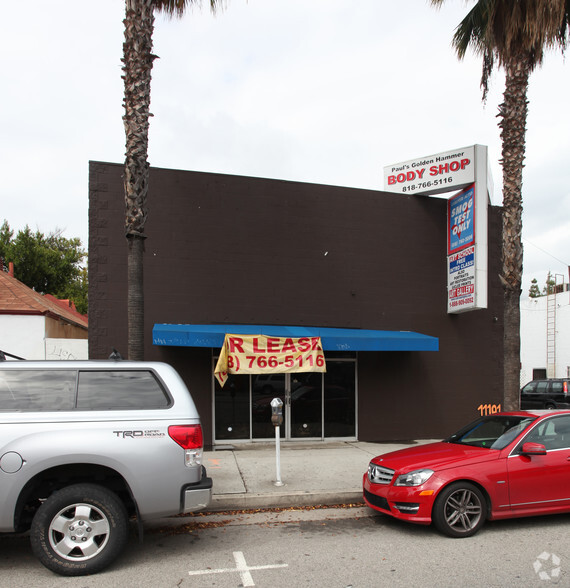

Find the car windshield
[[445, 415, 536, 450]]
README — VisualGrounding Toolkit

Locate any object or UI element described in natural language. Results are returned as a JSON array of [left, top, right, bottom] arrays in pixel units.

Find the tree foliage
[[430, 0, 569, 410], [543, 272, 557, 295], [528, 273, 564, 298], [0, 221, 88, 315], [436, 0, 569, 101], [528, 278, 541, 298]]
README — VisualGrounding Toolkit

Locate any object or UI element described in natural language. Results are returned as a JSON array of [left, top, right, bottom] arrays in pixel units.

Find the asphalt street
[[1, 505, 568, 587]]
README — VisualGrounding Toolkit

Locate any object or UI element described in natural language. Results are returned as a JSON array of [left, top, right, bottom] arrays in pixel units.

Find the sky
[[1, 0, 569, 298]]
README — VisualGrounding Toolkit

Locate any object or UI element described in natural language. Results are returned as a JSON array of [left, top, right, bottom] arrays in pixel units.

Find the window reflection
[[0, 370, 76, 411], [77, 371, 169, 410], [324, 361, 356, 437], [215, 374, 250, 440], [213, 357, 357, 442], [290, 373, 322, 438], [252, 374, 285, 439]]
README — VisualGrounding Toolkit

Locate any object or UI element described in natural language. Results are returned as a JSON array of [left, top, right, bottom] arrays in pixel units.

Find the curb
[[145, 504, 374, 533], [210, 490, 363, 511]]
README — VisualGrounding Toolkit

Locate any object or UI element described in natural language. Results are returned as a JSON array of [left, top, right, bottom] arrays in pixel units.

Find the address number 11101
[[477, 404, 501, 416]]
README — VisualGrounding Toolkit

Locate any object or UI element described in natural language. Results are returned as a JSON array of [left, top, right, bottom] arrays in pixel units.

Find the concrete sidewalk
[[203, 440, 437, 511]]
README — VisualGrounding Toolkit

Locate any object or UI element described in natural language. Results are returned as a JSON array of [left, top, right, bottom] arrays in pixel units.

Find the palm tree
[[122, 0, 220, 360], [431, 0, 568, 410]]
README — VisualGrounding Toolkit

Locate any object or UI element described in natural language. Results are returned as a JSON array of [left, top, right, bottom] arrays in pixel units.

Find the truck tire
[[30, 483, 129, 576]]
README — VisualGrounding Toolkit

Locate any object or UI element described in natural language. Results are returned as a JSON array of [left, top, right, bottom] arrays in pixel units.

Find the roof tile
[[0, 270, 88, 329]]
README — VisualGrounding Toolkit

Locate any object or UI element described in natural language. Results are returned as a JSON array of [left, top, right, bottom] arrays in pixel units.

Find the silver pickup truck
[[0, 359, 212, 576]]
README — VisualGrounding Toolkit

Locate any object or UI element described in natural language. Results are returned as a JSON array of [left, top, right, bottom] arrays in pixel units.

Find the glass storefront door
[[290, 372, 323, 438], [252, 373, 286, 439], [214, 357, 356, 442], [251, 373, 324, 439]]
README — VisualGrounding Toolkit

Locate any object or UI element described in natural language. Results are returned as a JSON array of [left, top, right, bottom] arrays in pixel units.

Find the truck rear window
[[0, 370, 76, 411], [76, 370, 170, 410], [0, 369, 170, 411]]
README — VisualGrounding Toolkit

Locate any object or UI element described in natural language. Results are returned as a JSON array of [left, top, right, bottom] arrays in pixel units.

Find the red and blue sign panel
[[448, 184, 475, 254], [448, 247, 474, 275]]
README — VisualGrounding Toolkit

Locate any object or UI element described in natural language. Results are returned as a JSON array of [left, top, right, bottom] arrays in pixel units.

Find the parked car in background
[[520, 378, 570, 410], [363, 410, 570, 537]]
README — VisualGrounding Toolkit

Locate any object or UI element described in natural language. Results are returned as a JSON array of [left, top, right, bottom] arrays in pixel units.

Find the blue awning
[[152, 324, 438, 352]]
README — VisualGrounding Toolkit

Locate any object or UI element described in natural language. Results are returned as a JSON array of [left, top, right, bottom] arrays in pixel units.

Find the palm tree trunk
[[127, 236, 145, 360], [498, 58, 529, 411], [123, 0, 155, 360]]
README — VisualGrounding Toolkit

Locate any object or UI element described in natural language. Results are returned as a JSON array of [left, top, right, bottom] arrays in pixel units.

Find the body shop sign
[[214, 334, 326, 387], [383, 146, 475, 196]]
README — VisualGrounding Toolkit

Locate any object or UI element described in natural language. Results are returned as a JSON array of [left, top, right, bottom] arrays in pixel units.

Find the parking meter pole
[[274, 425, 283, 486], [270, 397, 284, 487]]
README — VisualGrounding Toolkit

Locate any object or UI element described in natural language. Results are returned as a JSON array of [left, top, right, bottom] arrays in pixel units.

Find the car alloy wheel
[[433, 482, 486, 538]]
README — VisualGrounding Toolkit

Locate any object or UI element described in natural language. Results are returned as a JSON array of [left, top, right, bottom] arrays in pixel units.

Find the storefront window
[[252, 373, 285, 439], [324, 361, 356, 437], [214, 373, 250, 440], [290, 372, 322, 438], [213, 354, 356, 442]]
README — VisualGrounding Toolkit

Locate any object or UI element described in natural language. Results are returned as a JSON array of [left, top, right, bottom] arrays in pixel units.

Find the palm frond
[[154, 0, 222, 17], [452, 0, 493, 60], [436, 0, 568, 100]]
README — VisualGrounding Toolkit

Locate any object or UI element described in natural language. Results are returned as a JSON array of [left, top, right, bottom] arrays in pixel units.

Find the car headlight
[[394, 469, 434, 486]]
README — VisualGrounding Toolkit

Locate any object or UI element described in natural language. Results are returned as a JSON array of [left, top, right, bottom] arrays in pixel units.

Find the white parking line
[[188, 551, 288, 586]]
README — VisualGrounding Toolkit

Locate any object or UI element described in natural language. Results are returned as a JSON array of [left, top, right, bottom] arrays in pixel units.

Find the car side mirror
[[521, 442, 547, 456]]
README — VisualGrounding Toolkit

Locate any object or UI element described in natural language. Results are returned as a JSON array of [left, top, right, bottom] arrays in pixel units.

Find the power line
[[522, 238, 569, 267]]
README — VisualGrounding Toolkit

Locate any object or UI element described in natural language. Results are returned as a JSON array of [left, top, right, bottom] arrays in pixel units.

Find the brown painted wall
[[45, 317, 88, 339], [89, 162, 504, 443]]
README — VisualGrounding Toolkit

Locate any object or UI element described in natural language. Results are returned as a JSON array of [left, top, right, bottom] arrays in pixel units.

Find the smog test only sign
[[448, 184, 475, 254], [447, 185, 476, 311]]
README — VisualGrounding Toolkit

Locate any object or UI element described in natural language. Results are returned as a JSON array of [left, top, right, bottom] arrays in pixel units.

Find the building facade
[[89, 162, 504, 446]]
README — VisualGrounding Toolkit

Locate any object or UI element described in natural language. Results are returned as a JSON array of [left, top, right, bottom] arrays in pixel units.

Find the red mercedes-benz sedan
[[363, 410, 570, 537]]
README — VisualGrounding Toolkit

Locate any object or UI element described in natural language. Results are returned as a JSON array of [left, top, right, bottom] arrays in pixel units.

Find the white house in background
[[0, 266, 88, 360], [520, 284, 570, 385]]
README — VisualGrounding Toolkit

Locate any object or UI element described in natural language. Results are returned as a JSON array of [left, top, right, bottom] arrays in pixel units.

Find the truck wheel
[[30, 483, 129, 576]]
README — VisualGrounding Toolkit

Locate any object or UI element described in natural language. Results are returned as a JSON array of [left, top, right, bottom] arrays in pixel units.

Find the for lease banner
[[214, 334, 326, 387]]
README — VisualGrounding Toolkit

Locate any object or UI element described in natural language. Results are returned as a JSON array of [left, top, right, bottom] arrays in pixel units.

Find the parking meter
[[270, 398, 283, 427]]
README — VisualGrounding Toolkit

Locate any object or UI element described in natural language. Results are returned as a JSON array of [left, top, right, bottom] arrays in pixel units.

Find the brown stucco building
[[88, 161, 504, 446]]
